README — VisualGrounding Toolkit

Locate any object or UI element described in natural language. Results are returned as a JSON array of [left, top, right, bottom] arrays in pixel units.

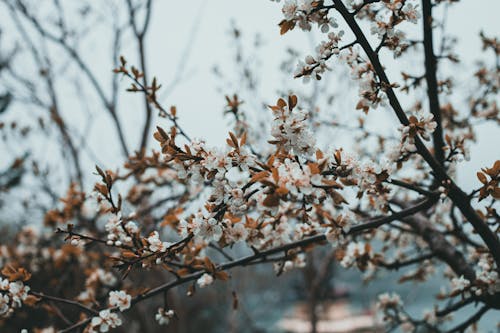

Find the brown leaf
[[308, 162, 320, 175], [275, 186, 289, 196], [316, 149, 324, 160], [229, 132, 239, 149], [492, 187, 500, 199], [215, 271, 229, 281], [271, 167, 279, 183], [277, 98, 287, 109], [263, 194, 280, 207], [250, 171, 270, 183], [204, 257, 216, 273], [122, 251, 139, 259], [288, 95, 298, 110], [279, 20, 295, 35], [156, 126, 170, 140], [477, 172, 487, 184], [1, 265, 31, 282], [334, 150, 342, 165], [94, 183, 108, 196], [232, 291, 238, 310], [24, 294, 40, 307]]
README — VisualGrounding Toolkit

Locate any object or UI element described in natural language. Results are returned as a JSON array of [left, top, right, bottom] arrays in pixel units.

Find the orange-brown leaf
[[263, 194, 280, 207], [250, 171, 270, 183], [215, 271, 229, 281], [288, 95, 298, 110], [24, 295, 40, 306], [277, 98, 287, 109], [477, 172, 487, 184], [229, 132, 239, 148]]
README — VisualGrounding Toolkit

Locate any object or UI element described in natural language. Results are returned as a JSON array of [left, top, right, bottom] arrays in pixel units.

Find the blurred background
[[0, 1, 498, 332]]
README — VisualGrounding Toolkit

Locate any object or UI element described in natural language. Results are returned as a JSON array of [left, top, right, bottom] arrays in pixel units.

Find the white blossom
[[89, 309, 122, 332], [450, 275, 470, 293], [282, 0, 298, 20], [197, 273, 214, 288], [376, 292, 403, 310], [155, 308, 175, 325], [108, 290, 131, 312], [147, 231, 171, 253]]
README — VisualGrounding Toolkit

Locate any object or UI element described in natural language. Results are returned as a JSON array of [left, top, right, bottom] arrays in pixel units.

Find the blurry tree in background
[[0, 0, 499, 332]]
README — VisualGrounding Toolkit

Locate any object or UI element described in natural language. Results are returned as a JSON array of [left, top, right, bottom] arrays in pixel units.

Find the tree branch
[[422, 0, 445, 166], [332, 0, 500, 268], [30, 291, 99, 316], [446, 306, 489, 333], [14, 0, 130, 157]]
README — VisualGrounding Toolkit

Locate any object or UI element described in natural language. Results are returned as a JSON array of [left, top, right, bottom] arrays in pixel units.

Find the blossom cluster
[[450, 253, 500, 297], [339, 241, 373, 270], [88, 309, 122, 332], [367, 1, 420, 57], [0, 278, 30, 318], [77, 268, 118, 304], [376, 292, 418, 332], [155, 307, 175, 325], [152, 97, 356, 258], [294, 30, 344, 80], [279, 0, 334, 32], [146, 231, 172, 253], [340, 49, 389, 113], [398, 108, 437, 153], [269, 96, 316, 156], [376, 292, 403, 310], [105, 214, 139, 247], [108, 290, 131, 312]]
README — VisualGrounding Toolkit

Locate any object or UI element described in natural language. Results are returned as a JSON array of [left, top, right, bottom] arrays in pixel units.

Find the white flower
[[325, 226, 342, 245], [104, 214, 136, 246], [197, 273, 214, 288], [228, 223, 248, 243], [108, 290, 131, 312], [228, 188, 247, 216], [273, 254, 306, 274], [376, 292, 403, 310], [0, 278, 9, 290], [450, 275, 470, 293], [125, 221, 138, 234], [474, 256, 500, 295], [423, 309, 437, 325], [155, 307, 175, 325], [298, 0, 314, 13], [38, 327, 56, 333], [96, 269, 117, 287], [340, 241, 371, 268], [196, 218, 223, 242], [270, 105, 316, 156], [8, 281, 29, 308], [282, 0, 298, 20], [401, 322, 415, 332], [401, 2, 420, 24], [398, 108, 437, 153], [147, 231, 171, 253], [0, 294, 10, 316], [90, 309, 122, 332]]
